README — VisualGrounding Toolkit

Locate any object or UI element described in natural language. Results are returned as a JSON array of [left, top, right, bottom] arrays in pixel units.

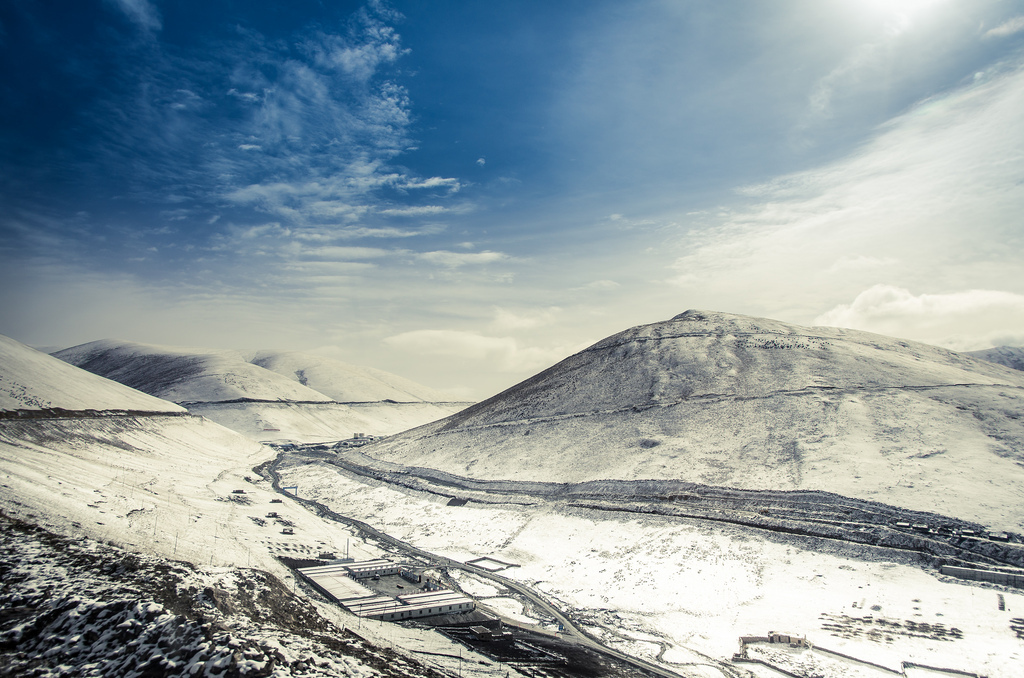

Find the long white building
[[297, 562, 475, 621]]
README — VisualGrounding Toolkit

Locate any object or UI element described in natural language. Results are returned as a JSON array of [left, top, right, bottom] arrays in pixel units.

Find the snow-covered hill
[[1, 335, 183, 414], [247, 350, 453, 403], [363, 310, 1024, 530], [969, 345, 1024, 372], [53, 340, 472, 441], [52, 340, 335, 404]]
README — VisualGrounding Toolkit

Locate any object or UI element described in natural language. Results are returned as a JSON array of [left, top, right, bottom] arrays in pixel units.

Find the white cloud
[[291, 225, 442, 240], [825, 255, 899, 274], [985, 16, 1024, 38], [401, 177, 461, 192], [575, 279, 621, 292], [806, 41, 881, 122], [234, 223, 292, 240], [301, 245, 392, 260], [815, 285, 1024, 351], [476, 157, 486, 166], [227, 89, 261, 103], [668, 58, 1024, 328], [418, 250, 507, 267], [383, 329, 575, 373], [489, 307, 561, 333], [106, 0, 161, 32], [304, 17, 406, 83], [378, 205, 447, 217]]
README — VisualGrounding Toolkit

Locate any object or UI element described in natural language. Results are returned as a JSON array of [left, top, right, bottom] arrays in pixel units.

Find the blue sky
[[3, 0, 1024, 398]]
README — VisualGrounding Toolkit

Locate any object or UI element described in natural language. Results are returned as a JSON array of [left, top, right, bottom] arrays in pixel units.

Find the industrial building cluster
[[298, 558, 475, 621]]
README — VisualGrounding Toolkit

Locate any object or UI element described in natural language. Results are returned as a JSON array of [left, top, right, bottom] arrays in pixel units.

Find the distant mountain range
[[51, 339, 471, 441], [53, 340, 454, 404], [968, 345, 1024, 372], [363, 310, 1024, 530]]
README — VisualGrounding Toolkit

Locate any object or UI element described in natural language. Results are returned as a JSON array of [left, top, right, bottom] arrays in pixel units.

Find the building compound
[[297, 559, 475, 621]]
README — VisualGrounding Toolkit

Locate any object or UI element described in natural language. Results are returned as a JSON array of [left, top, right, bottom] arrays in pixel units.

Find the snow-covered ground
[[0, 421, 516, 674], [188, 400, 470, 443], [281, 458, 1024, 678], [0, 511, 510, 678], [1, 335, 183, 413]]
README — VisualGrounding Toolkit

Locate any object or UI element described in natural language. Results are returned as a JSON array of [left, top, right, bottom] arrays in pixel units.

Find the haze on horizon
[[2, 0, 1024, 400]]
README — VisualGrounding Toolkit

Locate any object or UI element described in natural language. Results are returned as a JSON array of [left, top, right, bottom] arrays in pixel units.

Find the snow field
[[190, 401, 468, 443], [281, 460, 1024, 678], [0, 417, 530, 677]]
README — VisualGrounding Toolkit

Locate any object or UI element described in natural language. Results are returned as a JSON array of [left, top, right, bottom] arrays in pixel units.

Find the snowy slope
[[188, 401, 477, 442], [53, 340, 471, 442], [0, 339, 515, 678], [247, 350, 454, 403], [364, 310, 1024, 529], [969, 345, 1024, 372], [0, 335, 183, 413], [0, 517, 447, 678], [53, 340, 334, 404]]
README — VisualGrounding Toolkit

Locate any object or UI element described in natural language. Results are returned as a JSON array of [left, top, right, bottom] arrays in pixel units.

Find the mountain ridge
[[53, 339, 471, 442], [54, 340, 460, 405]]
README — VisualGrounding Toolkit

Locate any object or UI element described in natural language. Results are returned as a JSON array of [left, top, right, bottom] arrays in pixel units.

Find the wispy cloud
[[985, 16, 1024, 38], [417, 250, 508, 267], [301, 245, 393, 261], [573, 279, 621, 292], [400, 177, 461, 192], [291, 225, 443, 241], [383, 329, 575, 373], [106, 0, 161, 32], [68, 1, 470, 246], [489, 307, 562, 333], [668, 57, 1024, 345], [301, 5, 407, 83], [378, 205, 447, 216]]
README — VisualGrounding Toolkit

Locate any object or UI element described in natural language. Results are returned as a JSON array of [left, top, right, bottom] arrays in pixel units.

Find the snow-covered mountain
[[363, 310, 1024, 530], [53, 340, 337, 404], [247, 350, 454, 403], [969, 345, 1024, 372], [1, 335, 184, 414], [53, 340, 471, 441]]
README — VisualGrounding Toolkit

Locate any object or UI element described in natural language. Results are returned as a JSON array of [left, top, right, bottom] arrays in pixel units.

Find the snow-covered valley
[[2, 311, 1024, 677], [276, 453, 1024, 678]]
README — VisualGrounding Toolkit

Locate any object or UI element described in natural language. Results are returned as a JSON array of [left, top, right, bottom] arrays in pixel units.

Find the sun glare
[[856, 0, 946, 16]]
